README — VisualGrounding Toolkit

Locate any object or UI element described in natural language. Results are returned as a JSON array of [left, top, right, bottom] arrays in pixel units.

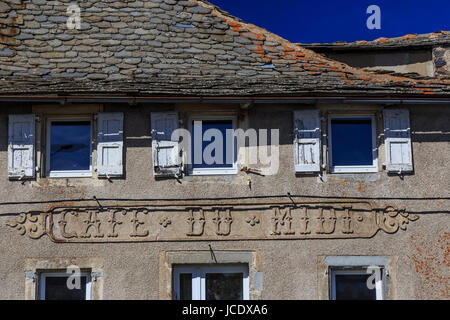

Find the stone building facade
[[0, 0, 449, 300]]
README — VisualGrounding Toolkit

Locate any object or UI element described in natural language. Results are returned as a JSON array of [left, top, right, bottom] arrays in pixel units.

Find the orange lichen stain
[[226, 21, 241, 32], [403, 34, 417, 40], [409, 232, 450, 299], [358, 181, 365, 193], [281, 45, 295, 52], [417, 87, 436, 95]]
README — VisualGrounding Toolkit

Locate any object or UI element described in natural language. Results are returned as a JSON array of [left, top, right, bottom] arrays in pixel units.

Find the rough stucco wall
[[0, 103, 449, 299], [324, 50, 435, 77]]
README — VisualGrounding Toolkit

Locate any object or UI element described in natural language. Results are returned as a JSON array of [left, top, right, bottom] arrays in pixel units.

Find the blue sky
[[209, 0, 450, 44]]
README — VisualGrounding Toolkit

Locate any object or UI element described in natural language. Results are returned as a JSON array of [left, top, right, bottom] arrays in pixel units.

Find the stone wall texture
[[0, 103, 449, 299]]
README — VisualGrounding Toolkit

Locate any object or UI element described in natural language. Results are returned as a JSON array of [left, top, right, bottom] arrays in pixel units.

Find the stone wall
[[0, 102, 449, 299], [433, 46, 450, 77]]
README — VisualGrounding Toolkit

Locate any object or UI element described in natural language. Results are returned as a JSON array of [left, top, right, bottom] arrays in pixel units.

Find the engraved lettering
[[129, 210, 149, 237], [186, 208, 205, 236], [271, 206, 295, 235], [212, 208, 233, 236], [80, 210, 104, 238]]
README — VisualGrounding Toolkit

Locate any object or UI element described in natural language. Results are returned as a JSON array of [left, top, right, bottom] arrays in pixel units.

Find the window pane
[[335, 274, 377, 300], [331, 118, 373, 166], [179, 273, 192, 300], [205, 273, 243, 300], [192, 120, 235, 169], [44, 276, 87, 300], [50, 121, 91, 171]]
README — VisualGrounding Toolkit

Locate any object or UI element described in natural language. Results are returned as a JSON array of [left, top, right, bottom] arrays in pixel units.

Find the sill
[[46, 170, 93, 178], [330, 166, 378, 174], [189, 168, 238, 176]]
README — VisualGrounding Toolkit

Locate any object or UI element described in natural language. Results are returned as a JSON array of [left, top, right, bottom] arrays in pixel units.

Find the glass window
[[206, 272, 244, 300], [329, 116, 377, 173], [46, 119, 92, 177], [331, 269, 383, 300], [39, 273, 91, 300], [189, 118, 237, 175], [179, 273, 192, 300], [173, 265, 249, 300]]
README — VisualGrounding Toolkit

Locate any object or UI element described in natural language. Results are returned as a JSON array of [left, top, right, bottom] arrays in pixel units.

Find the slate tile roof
[[300, 31, 450, 50], [0, 0, 449, 98]]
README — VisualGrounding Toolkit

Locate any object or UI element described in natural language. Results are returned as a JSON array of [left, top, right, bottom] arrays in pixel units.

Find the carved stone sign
[[6, 202, 419, 242]]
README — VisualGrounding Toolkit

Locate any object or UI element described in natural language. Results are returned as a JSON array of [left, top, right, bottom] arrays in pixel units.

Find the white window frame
[[328, 114, 378, 173], [187, 116, 238, 175], [173, 265, 249, 300], [330, 269, 383, 300], [39, 272, 92, 300], [46, 117, 93, 178]]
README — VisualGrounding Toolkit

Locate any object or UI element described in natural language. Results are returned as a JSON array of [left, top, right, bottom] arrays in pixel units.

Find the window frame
[[330, 268, 383, 300], [187, 116, 238, 175], [173, 264, 249, 300], [39, 272, 92, 300], [328, 114, 378, 173], [45, 117, 93, 178]]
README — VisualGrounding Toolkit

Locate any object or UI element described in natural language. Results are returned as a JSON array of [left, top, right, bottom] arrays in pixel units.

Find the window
[[330, 269, 383, 300], [39, 272, 92, 300], [173, 265, 249, 300], [328, 115, 377, 173], [46, 118, 92, 177], [188, 117, 237, 175]]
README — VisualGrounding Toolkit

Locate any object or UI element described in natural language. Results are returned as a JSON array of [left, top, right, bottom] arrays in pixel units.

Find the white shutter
[[151, 112, 181, 177], [293, 110, 321, 173], [383, 109, 413, 173], [8, 114, 35, 179], [97, 112, 124, 177]]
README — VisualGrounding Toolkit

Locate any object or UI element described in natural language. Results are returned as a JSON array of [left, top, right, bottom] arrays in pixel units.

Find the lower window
[[330, 269, 383, 300], [39, 272, 92, 300], [173, 264, 249, 300]]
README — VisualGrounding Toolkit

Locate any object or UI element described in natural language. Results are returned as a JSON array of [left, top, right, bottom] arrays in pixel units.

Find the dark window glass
[[335, 274, 377, 300], [331, 118, 373, 166], [192, 120, 235, 169], [44, 276, 87, 300], [50, 121, 91, 171], [179, 273, 192, 300], [205, 273, 243, 300]]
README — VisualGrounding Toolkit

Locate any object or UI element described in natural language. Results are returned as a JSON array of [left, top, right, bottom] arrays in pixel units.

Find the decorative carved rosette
[[375, 206, 419, 234], [6, 212, 49, 239]]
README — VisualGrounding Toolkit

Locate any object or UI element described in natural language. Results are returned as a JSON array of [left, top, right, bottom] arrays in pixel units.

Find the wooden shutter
[[8, 114, 35, 179], [293, 110, 321, 173], [383, 109, 413, 173], [151, 112, 181, 177], [97, 113, 124, 177]]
